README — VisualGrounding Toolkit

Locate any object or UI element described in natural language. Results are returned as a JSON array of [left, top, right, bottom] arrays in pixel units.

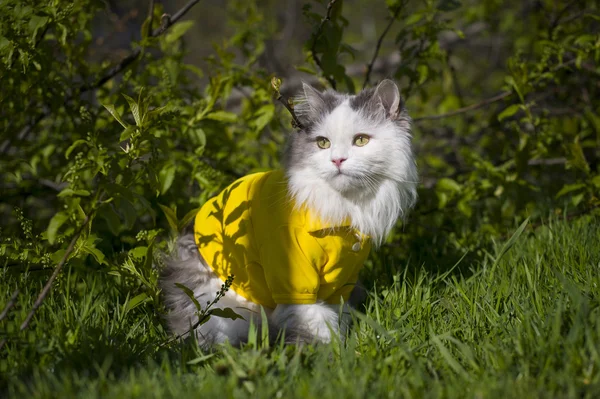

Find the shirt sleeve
[[260, 225, 326, 304]]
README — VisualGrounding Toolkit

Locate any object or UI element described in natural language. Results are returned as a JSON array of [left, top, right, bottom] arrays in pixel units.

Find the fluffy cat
[[160, 79, 417, 346]]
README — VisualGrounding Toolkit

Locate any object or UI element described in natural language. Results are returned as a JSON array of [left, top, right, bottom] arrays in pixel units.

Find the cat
[[160, 79, 417, 347]]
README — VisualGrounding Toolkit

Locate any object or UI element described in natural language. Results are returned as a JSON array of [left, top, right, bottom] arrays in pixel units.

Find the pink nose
[[332, 158, 347, 168]]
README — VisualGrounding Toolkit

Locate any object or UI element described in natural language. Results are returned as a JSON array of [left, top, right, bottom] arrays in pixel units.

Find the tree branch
[[310, 0, 339, 90], [0, 289, 19, 322], [271, 77, 304, 130], [81, 0, 201, 93], [275, 94, 304, 130], [413, 91, 511, 122], [363, 4, 404, 89], [147, 0, 155, 31], [412, 59, 579, 122]]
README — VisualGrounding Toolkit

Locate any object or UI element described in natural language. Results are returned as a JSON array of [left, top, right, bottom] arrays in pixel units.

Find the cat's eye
[[316, 137, 331, 149], [353, 134, 370, 147]]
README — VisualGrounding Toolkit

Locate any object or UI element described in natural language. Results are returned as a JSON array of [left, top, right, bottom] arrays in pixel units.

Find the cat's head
[[284, 79, 417, 197], [283, 80, 417, 241]]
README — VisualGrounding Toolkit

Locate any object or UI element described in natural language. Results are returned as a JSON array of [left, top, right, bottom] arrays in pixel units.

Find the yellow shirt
[[194, 170, 371, 308]]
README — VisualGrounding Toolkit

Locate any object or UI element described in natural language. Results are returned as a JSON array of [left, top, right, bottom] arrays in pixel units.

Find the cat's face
[[284, 80, 416, 196]]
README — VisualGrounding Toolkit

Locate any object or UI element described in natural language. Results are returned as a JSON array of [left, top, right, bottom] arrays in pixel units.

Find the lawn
[[2, 215, 599, 398]]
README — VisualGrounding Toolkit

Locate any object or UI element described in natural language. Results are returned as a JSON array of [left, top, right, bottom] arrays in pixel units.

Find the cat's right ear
[[373, 79, 403, 120], [295, 82, 326, 126]]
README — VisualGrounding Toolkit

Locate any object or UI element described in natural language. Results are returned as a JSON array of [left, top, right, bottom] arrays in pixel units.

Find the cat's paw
[[272, 303, 340, 344]]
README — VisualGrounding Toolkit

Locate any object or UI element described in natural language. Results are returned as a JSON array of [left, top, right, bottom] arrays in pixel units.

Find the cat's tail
[[159, 233, 215, 338], [159, 233, 268, 347]]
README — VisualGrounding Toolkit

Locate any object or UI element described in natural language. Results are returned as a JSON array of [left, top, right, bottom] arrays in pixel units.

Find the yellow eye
[[353, 134, 370, 147], [316, 137, 331, 149]]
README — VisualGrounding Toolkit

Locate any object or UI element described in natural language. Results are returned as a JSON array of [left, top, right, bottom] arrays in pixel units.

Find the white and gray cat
[[160, 79, 418, 346]]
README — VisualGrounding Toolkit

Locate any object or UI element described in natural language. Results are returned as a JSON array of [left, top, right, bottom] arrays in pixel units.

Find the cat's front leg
[[271, 302, 351, 344]]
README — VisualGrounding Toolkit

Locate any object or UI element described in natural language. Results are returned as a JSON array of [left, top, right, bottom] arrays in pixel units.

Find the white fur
[[288, 99, 417, 246], [272, 303, 352, 343]]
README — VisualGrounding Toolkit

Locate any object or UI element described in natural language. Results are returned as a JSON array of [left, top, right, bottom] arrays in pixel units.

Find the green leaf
[[251, 104, 275, 132], [119, 126, 136, 142], [571, 193, 585, 207], [295, 65, 317, 75], [209, 307, 245, 321], [436, 178, 461, 193], [158, 164, 176, 195], [498, 104, 520, 121], [404, 12, 424, 26], [103, 104, 130, 129], [159, 204, 178, 233], [188, 127, 206, 148], [567, 139, 590, 174], [457, 199, 472, 217], [125, 293, 150, 313], [57, 189, 91, 198], [417, 64, 429, 85], [164, 20, 195, 44], [47, 211, 69, 245], [130, 246, 148, 259], [82, 243, 106, 265], [556, 183, 586, 198], [174, 283, 202, 312], [122, 93, 141, 126], [179, 207, 201, 231], [65, 140, 88, 159], [205, 111, 238, 123]]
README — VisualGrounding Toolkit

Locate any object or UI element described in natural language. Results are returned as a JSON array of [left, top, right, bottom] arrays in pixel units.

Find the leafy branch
[[13, 0, 203, 144], [161, 274, 239, 347], [0, 191, 104, 351]]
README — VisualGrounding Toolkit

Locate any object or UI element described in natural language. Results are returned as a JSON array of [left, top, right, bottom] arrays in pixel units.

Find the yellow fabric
[[194, 170, 371, 308]]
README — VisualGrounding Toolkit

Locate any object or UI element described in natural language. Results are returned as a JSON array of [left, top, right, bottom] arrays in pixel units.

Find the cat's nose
[[332, 158, 347, 168]]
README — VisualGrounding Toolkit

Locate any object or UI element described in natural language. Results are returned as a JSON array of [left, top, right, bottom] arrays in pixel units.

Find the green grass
[[2, 216, 600, 398]]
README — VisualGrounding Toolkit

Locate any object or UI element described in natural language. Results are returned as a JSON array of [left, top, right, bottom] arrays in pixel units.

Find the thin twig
[[0, 289, 20, 322], [82, 0, 200, 93], [548, 0, 578, 34], [0, 207, 96, 351], [147, 0, 155, 32], [271, 77, 304, 130], [160, 275, 234, 347], [310, 0, 339, 90], [363, 4, 404, 89], [275, 94, 304, 130], [17, 193, 103, 335], [413, 59, 579, 122], [413, 91, 511, 122]]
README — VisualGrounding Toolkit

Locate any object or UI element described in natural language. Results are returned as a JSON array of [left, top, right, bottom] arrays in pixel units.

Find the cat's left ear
[[373, 79, 403, 120]]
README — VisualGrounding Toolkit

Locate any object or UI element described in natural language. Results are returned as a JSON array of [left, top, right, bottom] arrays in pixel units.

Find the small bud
[[271, 77, 282, 93]]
